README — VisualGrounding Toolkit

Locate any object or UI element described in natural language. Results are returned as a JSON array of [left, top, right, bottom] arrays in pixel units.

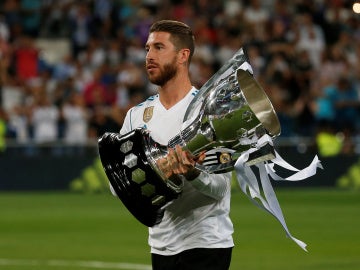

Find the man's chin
[[149, 77, 163, 86]]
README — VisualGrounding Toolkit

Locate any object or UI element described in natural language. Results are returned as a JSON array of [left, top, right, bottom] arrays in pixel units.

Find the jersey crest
[[143, 106, 154, 123]]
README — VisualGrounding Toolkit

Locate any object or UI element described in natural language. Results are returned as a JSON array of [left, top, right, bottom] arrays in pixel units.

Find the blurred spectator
[[28, 91, 59, 154], [125, 36, 147, 65], [72, 57, 93, 93], [170, 1, 196, 27], [190, 56, 215, 90], [265, 52, 291, 87], [19, 0, 42, 37], [40, 0, 73, 37], [266, 17, 293, 57], [115, 80, 130, 110], [78, 37, 106, 70], [11, 35, 39, 83], [271, 0, 291, 29], [243, 0, 270, 42], [0, 29, 11, 86], [143, 0, 160, 15], [323, 0, 352, 45], [215, 26, 243, 66], [311, 75, 359, 155], [105, 39, 123, 67], [246, 45, 266, 76], [116, 61, 146, 95], [53, 76, 77, 108], [296, 11, 326, 69], [68, 2, 93, 58], [349, 16, 360, 43], [334, 29, 358, 71], [116, 0, 142, 41], [310, 86, 336, 127], [133, 7, 154, 45], [291, 49, 314, 93], [0, 13, 10, 41], [223, 0, 243, 18], [88, 105, 120, 139], [265, 82, 296, 137], [326, 77, 360, 133], [61, 92, 88, 153], [94, 0, 112, 21], [82, 67, 109, 109], [7, 104, 29, 143], [52, 54, 76, 82], [3, 0, 22, 41], [192, 16, 217, 66], [100, 63, 118, 106], [318, 45, 351, 90]]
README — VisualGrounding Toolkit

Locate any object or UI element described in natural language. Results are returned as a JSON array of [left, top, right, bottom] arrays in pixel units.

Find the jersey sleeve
[[120, 108, 133, 135], [189, 171, 232, 200]]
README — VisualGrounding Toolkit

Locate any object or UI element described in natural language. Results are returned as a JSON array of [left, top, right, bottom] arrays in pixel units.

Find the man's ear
[[178, 48, 190, 65]]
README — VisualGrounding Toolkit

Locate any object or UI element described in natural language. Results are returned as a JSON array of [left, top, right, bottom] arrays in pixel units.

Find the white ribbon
[[234, 134, 323, 251]]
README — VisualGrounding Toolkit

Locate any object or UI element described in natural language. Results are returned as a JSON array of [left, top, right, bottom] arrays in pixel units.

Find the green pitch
[[0, 189, 359, 270]]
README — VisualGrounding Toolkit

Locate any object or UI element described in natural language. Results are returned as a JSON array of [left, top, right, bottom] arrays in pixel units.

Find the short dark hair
[[149, 20, 195, 63]]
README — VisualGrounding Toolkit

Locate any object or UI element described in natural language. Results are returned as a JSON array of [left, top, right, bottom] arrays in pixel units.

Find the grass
[[0, 188, 359, 270]]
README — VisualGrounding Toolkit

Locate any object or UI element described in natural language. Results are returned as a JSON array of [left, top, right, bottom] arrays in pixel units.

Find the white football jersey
[[120, 87, 234, 255]]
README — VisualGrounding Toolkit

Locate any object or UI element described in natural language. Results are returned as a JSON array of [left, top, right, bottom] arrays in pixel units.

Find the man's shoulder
[[129, 94, 159, 112]]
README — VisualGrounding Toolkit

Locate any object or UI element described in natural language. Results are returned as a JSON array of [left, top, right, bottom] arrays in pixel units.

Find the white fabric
[[62, 105, 88, 144], [32, 106, 59, 143], [120, 88, 234, 255], [234, 134, 323, 251]]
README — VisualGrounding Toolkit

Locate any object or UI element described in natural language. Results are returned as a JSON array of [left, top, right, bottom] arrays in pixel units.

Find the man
[[119, 20, 234, 270]]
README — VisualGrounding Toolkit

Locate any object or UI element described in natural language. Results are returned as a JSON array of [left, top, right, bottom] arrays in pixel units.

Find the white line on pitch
[[0, 258, 151, 270]]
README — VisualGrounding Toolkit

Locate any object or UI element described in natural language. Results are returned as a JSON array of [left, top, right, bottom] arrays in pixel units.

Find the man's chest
[[134, 103, 187, 145]]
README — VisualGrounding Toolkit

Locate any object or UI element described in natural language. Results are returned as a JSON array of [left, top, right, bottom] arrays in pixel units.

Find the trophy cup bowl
[[98, 48, 281, 227]]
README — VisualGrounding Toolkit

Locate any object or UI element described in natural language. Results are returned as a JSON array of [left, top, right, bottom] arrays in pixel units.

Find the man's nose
[[146, 48, 154, 61]]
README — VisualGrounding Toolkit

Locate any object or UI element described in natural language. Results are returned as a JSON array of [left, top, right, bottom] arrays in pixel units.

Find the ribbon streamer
[[234, 135, 323, 251]]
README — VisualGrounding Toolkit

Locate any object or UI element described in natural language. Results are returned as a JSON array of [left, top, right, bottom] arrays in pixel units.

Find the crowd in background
[[0, 0, 359, 156]]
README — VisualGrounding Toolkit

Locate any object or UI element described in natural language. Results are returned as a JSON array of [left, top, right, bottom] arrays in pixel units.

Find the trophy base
[[98, 129, 180, 227]]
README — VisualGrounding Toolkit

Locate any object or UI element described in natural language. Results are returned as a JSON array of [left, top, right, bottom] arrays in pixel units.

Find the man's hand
[[156, 145, 205, 181]]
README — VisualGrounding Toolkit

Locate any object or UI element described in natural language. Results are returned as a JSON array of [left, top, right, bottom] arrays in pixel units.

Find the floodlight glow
[[353, 3, 360, 13]]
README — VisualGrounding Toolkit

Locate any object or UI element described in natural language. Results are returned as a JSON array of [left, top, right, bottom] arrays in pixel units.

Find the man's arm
[[188, 171, 232, 200]]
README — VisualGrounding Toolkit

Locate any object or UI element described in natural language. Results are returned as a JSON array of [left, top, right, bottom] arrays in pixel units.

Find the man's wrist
[[184, 169, 201, 181]]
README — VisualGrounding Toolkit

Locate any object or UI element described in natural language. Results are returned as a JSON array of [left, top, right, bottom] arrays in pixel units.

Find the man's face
[[145, 32, 178, 86]]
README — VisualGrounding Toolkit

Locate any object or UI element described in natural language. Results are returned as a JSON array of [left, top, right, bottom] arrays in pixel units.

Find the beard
[[147, 57, 178, 86]]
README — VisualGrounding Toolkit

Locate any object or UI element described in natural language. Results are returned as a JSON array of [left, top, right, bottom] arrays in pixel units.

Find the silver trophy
[[98, 48, 281, 227]]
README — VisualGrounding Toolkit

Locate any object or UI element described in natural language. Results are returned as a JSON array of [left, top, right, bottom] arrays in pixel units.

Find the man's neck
[[158, 74, 192, 110]]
